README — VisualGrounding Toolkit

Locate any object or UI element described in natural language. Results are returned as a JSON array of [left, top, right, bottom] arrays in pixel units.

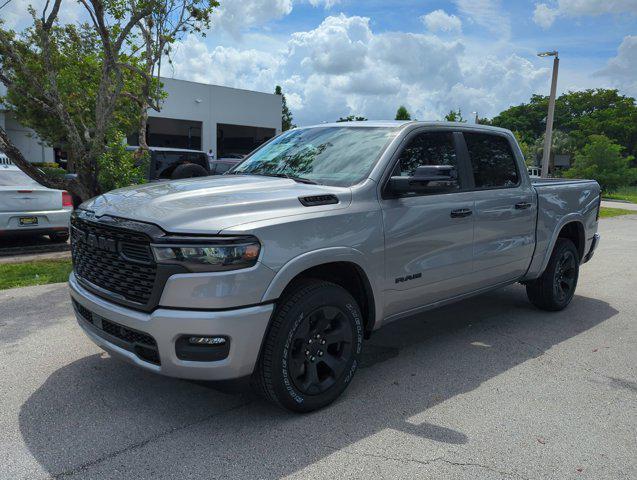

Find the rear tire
[[49, 231, 70, 243], [253, 279, 364, 413], [526, 238, 579, 311]]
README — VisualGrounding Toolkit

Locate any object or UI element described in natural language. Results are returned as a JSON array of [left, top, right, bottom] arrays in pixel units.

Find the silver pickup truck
[[69, 121, 601, 412]]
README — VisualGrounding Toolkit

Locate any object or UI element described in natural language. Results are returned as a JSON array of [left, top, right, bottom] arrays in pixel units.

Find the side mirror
[[388, 165, 458, 195]]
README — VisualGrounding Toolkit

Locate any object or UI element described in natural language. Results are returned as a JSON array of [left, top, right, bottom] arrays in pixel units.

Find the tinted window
[[394, 132, 458, 177], [391, 132, 460, 194], [464, 133, 519, 188]]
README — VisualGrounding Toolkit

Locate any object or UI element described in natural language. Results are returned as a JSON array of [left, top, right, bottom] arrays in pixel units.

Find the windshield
[[0, 170, 41, 187], [230, 126, 398, 187]]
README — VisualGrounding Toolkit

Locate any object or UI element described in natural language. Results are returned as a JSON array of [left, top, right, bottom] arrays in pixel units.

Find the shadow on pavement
[[19, 285, 618, 478]]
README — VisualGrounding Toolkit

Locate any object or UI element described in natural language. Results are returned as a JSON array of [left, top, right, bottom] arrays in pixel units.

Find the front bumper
[[69, 273, 273, 380]]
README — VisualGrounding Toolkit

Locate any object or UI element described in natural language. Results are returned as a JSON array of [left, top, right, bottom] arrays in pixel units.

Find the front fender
[[261, 247, 384, 331]]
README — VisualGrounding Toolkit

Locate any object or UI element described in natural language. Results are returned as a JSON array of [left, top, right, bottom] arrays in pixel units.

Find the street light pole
[[538, 50, 559, 178]]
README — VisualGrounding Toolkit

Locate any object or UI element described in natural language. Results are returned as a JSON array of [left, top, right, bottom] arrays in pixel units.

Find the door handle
[[450, 208, 473, 218], [515, 202, 532, 210]]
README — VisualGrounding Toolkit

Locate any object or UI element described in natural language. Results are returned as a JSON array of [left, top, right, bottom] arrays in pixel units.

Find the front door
[[380, 130, 476, 319]]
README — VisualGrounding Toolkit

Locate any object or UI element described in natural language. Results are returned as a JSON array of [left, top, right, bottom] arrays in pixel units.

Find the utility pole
[[538, 51, 559, 178]]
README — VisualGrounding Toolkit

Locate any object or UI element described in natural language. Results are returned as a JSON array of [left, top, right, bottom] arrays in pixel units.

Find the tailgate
[[0, 187, 62, 212]]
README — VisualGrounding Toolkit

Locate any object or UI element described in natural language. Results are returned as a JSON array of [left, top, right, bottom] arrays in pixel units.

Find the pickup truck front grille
[[71, 215, 157, 307]]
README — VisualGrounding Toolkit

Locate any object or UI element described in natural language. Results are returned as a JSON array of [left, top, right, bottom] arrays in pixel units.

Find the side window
[[464, 133, 519, 188], [395, 132, 458, 176], [391, 131, 460, 193]]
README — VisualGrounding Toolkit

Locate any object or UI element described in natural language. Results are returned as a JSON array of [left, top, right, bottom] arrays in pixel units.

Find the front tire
[[253, 280, 364, 413], [526, 238, 579, 311]]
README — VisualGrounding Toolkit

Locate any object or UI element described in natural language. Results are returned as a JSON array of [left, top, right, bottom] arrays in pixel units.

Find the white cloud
[[167, 36, 283, 92], [453, 0, 510, 37], [533, 4, 559, 28], [533, 0, 637, 28], [169, 14, 549, 125], [596, 35, 637, 97], [213, 0, 293, 36], [557, 0, 637, 16], [308, 0, 341, 8], [212, 0, 342, 36], [421, 9, 462, 34], [288, 14, 372, 74]]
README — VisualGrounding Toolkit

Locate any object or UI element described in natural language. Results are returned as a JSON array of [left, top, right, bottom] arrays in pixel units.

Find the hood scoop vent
[[298, 194, 339, 207]]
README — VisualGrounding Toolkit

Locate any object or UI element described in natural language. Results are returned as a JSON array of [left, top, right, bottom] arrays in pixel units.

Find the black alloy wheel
[[253, 279, 364, 412], [526, 238, 580, 311], [287, 305, 353, 395], [553, 249, 577, 303]]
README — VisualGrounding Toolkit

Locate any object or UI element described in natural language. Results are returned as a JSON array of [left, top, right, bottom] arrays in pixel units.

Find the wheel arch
[[557, 220, 586, 261], [261, 248, 380, 338], [536, 216, 586, 275]]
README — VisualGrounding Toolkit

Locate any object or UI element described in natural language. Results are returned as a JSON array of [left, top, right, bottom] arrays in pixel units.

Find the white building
[[0, 78, 282, 164]]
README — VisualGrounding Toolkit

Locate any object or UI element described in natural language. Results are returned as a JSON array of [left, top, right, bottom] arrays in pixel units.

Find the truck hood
[[81, 175, 352, 234]]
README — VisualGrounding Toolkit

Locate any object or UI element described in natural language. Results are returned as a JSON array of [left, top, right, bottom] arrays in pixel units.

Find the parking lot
[[1, 215, 635, 480]]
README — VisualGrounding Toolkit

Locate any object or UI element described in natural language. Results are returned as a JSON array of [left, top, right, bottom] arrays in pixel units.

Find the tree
[[395, 105, 411, 120], [491, 89, 637, 158], [336, 115, 367, 122], [564, 135, 637, 192], [513, 131, 535, 166], [131, 0, 218, 150], [0, 0, 217, 201], [444, 109, 465, 122], [275, 85, 295, 131]]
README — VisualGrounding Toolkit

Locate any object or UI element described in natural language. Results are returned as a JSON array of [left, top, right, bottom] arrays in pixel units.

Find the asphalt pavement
[[1, 216, 635, 479]]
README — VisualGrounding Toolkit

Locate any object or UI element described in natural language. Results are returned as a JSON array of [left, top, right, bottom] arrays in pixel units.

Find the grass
[[599, 207, 637, 219], [0, 258, 72, 290], [604, 186, 637, 204]]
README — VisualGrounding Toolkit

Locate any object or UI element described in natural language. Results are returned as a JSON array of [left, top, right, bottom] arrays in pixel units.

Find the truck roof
[[299, 120, 513, 135]]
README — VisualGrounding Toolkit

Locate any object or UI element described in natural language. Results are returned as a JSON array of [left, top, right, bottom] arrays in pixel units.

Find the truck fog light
[[176, 335, 231, 361], [189, 336, 227, 346]]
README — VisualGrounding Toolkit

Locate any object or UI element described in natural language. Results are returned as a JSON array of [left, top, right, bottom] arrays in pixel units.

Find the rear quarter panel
[[523, 179, 600, 280]]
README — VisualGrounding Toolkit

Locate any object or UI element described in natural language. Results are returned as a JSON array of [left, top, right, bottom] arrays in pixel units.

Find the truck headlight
[[151, 236, 260, 272]]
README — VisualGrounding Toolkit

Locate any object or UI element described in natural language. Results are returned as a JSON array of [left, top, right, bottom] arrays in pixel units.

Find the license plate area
[[19, 216, 38, 226]]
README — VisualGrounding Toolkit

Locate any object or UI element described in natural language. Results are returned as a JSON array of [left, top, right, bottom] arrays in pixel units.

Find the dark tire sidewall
[[546, 239, 579, 309], [270, 284, 363, 412]]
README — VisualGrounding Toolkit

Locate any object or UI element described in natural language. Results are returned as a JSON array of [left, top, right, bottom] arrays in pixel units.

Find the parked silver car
[[0, 164, 73, 242], [69, 122, 600, 412]]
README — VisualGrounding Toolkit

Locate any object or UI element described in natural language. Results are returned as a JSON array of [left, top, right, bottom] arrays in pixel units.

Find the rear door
[[380, 130, 476, 318], [462, 131, 536, 284]]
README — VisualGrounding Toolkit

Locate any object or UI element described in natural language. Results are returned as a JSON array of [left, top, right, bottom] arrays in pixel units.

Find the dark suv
[[127, 147, 210, 180]]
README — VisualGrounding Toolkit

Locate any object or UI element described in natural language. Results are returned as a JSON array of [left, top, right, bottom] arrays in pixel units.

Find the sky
[[2, 0, 637, 126]]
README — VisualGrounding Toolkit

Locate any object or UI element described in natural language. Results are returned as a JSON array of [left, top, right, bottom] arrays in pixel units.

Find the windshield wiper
[[230, 171, 318, 185]]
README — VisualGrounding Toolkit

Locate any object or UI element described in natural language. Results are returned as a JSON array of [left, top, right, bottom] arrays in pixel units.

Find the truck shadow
[[19, 285, 618, 478]]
